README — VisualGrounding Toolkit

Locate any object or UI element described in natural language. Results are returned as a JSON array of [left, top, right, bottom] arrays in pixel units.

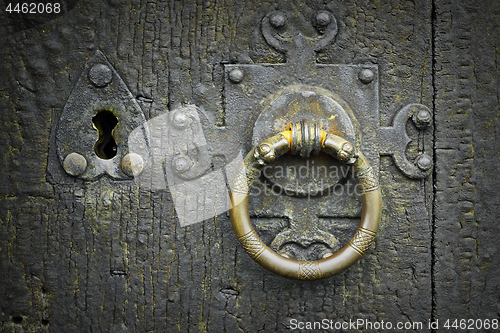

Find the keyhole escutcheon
[[92, 110, 118, 159]]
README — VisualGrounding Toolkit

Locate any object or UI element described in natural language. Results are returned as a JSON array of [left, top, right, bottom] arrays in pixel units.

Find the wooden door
[[0, 1, 498, 332]]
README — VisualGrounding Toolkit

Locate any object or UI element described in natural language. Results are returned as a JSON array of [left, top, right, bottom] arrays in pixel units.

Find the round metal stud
[[413, 109, 432, 129], [88, 64, 113, 87], [415, 154, 432, 171], [259, 144, 271, 154], [173, 156, 193, 173], [358, 68, 375, 84], [315, 11, 331, 29], [172, 112, 191, 129], [229, 68, 244, 83], [342, 142, 354, 154], [338, 150, 349, 160], [121, 153, 144, 177], [63, 153, 87, 176], [269, 12, 286, 29]]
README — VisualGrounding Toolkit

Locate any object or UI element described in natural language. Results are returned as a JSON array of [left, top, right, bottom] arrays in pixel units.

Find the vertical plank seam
[[430, 0, 437, 330]]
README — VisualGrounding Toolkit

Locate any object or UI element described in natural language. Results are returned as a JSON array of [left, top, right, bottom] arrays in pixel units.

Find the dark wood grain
[[433, 0, 500, 322], [0, 0, 475, 332]]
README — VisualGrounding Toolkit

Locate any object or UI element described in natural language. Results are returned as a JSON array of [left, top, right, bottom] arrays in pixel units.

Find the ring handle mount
[[229, 121, 382, 280]]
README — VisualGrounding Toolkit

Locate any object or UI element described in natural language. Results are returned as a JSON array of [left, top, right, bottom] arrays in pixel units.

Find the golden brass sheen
[[229, 122, 382, 280]]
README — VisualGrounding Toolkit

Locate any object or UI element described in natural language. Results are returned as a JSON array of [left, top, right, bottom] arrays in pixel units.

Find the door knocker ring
[[229, 121, 382, 280]]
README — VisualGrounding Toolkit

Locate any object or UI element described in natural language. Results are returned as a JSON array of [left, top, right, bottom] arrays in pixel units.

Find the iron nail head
[[63, 152, 87, 176], [229, 68, 244, 83], [416, 154, 432, 171], [173, 156, 193, 173], [172, 112, 191, 129], [413, 109, 432, 128], [270, 12, 286, 29], [121, 153, 144, 177], [315, 11, 331, 28], [89, 64, 113, 87], [358, 68, 375, 84]]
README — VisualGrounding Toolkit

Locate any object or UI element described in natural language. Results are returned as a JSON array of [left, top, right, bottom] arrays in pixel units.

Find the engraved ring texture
[[229, 122, 382, 280]]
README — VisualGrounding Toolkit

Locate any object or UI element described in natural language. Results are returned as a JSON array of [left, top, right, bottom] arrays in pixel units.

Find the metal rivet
[[88, 64, 113, 87], [229, 68, 244, 83], [270, 12, 286, 29], [121, 153, 144, 177], [173, 156, 192, 173], [259, 144, 271, 154], [322, 252, 333, 259], [415, 154, 432, 171], [265, 153, 276, 162], [172, 112, 191, 129], [358, 68, 375, 84], [315, 11, 331, 28], [342, 142, 354, 154], [413, 109, 432, 129], [279, 252, 290, 258], [338, 151, 349, 160], [63, 152, 87, 176]]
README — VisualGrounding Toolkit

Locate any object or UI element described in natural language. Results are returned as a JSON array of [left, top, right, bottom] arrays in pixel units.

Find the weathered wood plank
[[434, 0, 500, 321], [0, 0, 434, 332]]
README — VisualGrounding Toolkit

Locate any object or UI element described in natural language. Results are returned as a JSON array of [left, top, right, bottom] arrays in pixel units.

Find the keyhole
[[92, 110, 118, 159]]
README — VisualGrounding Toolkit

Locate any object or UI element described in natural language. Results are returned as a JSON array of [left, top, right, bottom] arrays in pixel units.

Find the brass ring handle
[[229, 122, 382, 280]]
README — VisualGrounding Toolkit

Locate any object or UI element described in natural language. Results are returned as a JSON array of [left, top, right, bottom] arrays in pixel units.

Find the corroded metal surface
[[55, 51, 150, 180], [378, 103, 433, 179]]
